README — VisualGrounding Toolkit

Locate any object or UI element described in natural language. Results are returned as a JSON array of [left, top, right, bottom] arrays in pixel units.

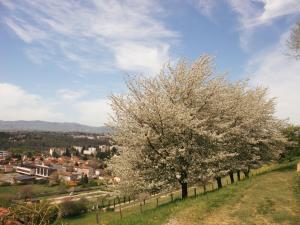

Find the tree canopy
[[109, 55, 287, 198]]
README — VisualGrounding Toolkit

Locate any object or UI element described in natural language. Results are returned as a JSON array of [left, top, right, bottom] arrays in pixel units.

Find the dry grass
[[167, 170, 300, 225]]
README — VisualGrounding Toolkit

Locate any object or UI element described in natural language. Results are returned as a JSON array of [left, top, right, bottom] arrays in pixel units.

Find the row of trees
[[108, 55, 287, 198]]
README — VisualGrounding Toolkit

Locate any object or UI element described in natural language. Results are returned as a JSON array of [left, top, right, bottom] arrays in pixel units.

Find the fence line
[[88, 164, 275, 220]]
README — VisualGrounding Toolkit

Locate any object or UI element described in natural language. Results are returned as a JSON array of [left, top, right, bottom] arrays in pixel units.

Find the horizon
[[1, 0, 300, 126]]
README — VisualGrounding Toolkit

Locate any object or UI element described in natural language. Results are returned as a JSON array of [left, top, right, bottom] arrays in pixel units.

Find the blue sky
[[0, 0, 300, 126]]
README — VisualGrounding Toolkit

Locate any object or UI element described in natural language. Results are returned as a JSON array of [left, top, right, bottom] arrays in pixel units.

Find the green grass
[[0, 183, 65, 206], [63, 159, 300, 225]]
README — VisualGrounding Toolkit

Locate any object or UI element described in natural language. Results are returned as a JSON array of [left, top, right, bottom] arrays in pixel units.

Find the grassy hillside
[[63, 160, 300, 225]]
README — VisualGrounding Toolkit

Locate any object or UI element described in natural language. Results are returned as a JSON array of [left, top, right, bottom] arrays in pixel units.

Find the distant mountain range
[[0, 120, 110, 133]]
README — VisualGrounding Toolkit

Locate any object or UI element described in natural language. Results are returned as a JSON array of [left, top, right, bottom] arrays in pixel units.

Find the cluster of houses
[[0, 145, 117, 186]]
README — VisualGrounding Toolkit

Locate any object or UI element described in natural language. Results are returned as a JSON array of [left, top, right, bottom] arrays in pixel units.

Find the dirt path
[[45, 189, 110, 204], [165, 170, 300, 225]]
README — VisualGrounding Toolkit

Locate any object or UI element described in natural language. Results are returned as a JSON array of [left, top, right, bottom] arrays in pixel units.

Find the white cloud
[[190, 0, 218, 19], [74, 99, 112, 127], [4, 18, 47, 43], [249, 31, 300, 125], [113, 42, 170, 75], [259, 0, 300, 23], [194, 0, 300, 50], [0, 82, 111, 126], [0, 0, 178, 75], [57, 89, 87, 101], [195, 0, 300, 28], [0, 83, 61, 121]]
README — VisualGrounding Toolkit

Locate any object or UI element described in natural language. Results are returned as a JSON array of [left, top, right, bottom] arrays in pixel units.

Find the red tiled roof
[[0, 207, 9, 217]]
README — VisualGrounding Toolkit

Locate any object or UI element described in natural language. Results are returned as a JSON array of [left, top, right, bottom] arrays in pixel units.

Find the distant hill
[[0, 120, 110, 133]]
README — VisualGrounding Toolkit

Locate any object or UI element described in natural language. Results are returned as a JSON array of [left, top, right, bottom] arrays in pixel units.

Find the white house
[[73, 146, 83, 153], [0, 151, 10, 160], [99, 145, 110, 152], [49, 148, 66, 156], [83, 147, 97, 155]]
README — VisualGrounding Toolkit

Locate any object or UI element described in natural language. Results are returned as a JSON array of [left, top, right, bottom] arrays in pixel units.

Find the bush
[[60, 198, 89, 218], [0, 182, 11, 187], [7, 201, 60, 225]]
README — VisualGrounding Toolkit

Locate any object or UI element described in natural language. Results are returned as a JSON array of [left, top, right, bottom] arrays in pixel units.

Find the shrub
[[60, 198, 88, 218], [7, 201, 60, 225]]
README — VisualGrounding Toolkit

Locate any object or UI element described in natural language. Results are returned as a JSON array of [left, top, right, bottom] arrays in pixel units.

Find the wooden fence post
[[113, 199, 116, 209], [140, 202, 143, 213], [96, 211, 99, 224], [119, 204, 123, 219], [123, 196, 126, 204], [156, 197, 159, 208], [194, 187, 196, 197], [170, 193, 174, 202]]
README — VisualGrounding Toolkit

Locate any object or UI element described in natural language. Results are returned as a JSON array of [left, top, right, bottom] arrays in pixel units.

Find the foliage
[[282, 125, 300, 159], [0, 131, 110, 152], [60, 198, 88, 218], [108, 55, 287, 198], [80, 174, 89, 185], [6, 201, 60, 225]]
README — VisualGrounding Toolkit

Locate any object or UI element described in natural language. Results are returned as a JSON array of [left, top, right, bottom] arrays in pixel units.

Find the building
[[16, 165, 36, 176], [77, 166, 95, 178], [95, 169, 103, 176], [59, 172, 78, 182], [99, 145, 110, 152], [49, 148, 66, 156], [35, 165, 56, 178], [16, 164, 56, 178], [0, 151, 10, 160], [83, 147, 97, 155], [14, 175, 35, 184], [73, 146, 83, 153], [3, 164, 14, 173]]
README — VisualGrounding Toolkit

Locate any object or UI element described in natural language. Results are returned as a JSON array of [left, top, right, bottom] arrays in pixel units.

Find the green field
[[0, 183, 65, 205], [63, 160, 300, 225]]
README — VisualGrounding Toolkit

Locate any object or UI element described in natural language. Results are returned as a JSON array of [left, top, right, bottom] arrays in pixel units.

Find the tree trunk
[[181, 182, 188, 199], [244, 168, 250, 179], [237, 170, 241, 181], [216, 177, 222, 189], [229, 171, 234, 184]]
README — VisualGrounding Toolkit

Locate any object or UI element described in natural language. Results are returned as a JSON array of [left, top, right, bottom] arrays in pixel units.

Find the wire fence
[[86, 164, 274, 222]]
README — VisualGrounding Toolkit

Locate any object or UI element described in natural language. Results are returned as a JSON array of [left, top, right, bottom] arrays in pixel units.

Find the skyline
[[0, 0, 300, 126]]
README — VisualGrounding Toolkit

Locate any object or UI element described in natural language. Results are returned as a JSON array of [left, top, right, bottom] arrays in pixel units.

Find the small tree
[[60, 198, 88, 218], [81, 174, 89, 184], [282, 125, 300, 159]]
